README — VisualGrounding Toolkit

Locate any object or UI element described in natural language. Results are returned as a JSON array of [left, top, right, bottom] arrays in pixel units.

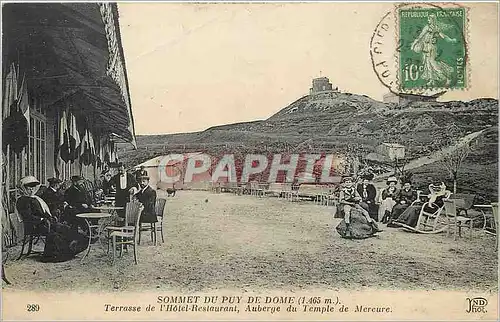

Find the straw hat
[[20, 176, 40, 187], [386, 176, 398, 185]]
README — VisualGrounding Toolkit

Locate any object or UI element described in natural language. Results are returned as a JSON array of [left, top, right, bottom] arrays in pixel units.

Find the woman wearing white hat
[[16, 176, 87, 262]]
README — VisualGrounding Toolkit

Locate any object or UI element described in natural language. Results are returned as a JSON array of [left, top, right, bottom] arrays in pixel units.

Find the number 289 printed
[[27, 304, 40, 312]]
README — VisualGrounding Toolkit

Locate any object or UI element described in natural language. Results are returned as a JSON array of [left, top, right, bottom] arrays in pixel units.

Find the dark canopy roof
[[2, 3, 136, 146]]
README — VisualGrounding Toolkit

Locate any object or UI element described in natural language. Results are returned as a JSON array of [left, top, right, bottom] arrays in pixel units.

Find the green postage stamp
[[398, 7, 467, 91]]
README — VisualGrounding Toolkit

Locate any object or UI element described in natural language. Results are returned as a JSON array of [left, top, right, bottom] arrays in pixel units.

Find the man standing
[[111, 163, 138, 218], [135, 165, 148, 182], [40, 177, 67, 220]]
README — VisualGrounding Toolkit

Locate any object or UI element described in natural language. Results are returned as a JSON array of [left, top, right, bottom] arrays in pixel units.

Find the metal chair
[[491, 203, 498, 250]]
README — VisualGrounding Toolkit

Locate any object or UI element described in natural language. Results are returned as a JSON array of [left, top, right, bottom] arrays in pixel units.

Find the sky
[[118, 2, 499, 135]]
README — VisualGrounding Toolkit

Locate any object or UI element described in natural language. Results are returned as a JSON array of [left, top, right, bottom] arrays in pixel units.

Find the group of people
[[336, 173, 450, 239], [15, 163, 157, 262]]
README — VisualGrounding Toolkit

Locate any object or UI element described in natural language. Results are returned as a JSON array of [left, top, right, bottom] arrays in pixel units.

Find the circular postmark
[[370, 2, 469, 97]]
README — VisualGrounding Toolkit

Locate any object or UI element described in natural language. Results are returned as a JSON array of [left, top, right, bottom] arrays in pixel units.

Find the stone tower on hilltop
[[309, 77, 339, 95]]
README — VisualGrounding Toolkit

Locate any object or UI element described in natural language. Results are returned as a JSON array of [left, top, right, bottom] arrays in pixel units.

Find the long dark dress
[[16, 196, 88, 262], [336, 208, 378, 239], [394, 193, 446, 228], [390, 188, 417, 220]]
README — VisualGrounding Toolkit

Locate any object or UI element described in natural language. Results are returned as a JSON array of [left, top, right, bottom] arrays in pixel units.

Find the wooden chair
[[105, 201, 142, 253], [111, 201, 143, 265], [154, 198, 167, 243], [2, 227, 12, 285], [450, 193, 476, 216], [210, 182, 221, 194], [444, 199, 473, 240], [137, 198, 168, 245], [14, 211, 49, 260], [399, 191, 452, 234], [248, 181, 264, 197]]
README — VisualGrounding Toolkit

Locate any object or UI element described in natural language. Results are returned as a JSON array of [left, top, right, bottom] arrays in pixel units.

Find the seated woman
[[379, 177, 400, 223], [336, 176, 381, 239], [387, 180, 417, 226], [356, 172, 378, 221], [393, 180, 450, 229], [16, 176, 88, 262]]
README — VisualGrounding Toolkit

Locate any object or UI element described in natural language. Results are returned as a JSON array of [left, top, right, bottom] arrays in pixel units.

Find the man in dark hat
[[110, 162, 138, 218], [135, 166, 148, 182], [134, 174, 157, 224], [40, 177, 67, 220]]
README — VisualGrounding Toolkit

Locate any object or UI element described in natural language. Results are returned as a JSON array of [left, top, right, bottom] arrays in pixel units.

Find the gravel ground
[[2, 190, 497, 292]]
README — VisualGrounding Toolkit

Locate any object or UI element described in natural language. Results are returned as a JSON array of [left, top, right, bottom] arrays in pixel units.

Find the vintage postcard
[[1, 1, 498, 321]]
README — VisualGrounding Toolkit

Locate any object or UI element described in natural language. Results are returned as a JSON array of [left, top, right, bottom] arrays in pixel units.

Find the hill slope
[[118, 92, 498, 200]]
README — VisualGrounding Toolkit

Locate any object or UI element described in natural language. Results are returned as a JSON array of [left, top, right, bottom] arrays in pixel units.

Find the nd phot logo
[[465, 297, 488, 313]]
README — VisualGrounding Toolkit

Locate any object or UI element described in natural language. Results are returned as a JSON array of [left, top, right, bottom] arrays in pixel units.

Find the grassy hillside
[[118, 92, 498, 201]]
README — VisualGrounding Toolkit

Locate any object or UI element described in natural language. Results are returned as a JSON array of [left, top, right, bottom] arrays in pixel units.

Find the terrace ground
[[2, 190, 497, 292]]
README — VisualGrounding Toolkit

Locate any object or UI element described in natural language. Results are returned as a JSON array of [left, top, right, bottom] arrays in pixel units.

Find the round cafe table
[[93, 205, 124, 216], [76, 212, 112, 262]]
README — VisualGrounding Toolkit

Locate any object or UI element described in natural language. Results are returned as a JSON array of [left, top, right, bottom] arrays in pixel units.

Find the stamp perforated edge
[[393, 2, 471, 95]]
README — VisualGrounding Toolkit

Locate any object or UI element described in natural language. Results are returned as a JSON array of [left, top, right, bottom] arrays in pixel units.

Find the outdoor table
[[93, 205, 125, 228], [473, 204, 495, 234], [76, 212, 112, 262], [93, 205, 124, 216]]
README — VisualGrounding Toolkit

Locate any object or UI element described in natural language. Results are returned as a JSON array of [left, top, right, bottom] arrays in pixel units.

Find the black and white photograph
[[1, 2, 498, 320]]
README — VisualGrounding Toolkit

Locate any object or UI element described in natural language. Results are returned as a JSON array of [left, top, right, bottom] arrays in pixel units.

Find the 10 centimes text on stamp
[[370, 2, 469, 97]]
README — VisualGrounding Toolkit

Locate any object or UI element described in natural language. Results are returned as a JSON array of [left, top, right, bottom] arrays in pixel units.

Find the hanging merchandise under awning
[[2, 3, 136, 147]]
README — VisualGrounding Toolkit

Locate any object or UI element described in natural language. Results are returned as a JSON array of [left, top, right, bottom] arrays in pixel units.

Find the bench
[[264, 183, 293, 199], [289, 184, 331, 205]]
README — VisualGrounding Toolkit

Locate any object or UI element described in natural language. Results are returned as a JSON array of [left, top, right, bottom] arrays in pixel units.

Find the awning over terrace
[[2, 3, 136, 146]]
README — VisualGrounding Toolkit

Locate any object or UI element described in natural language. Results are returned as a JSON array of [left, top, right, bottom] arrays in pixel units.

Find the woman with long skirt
[[16, 176, 88, 262]]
